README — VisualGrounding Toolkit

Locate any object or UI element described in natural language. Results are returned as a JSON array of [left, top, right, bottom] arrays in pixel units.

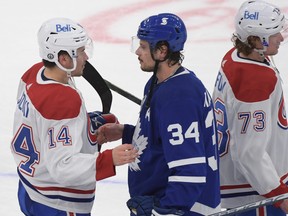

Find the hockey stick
[[105, 80, 141, 106], [82, 61, 113, 151], [209, 193, 288, 216], [83, 61, 141, 106], [83, 61, 112, 114]]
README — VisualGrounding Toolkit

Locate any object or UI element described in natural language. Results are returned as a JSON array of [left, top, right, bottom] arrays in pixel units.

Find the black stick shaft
[[104, 80, 141, 106]]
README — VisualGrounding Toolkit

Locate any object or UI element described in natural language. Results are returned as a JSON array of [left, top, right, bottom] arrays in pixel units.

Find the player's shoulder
[[24, 64, 82, 120], [169, 67, 206, 90], [177, 68, 208, 99], [35, 82, 81, 120], [30, 83, 82, 120], [159, 68, 209, 108], [222, 49, 277, 102], [22, 62, 44, 84]]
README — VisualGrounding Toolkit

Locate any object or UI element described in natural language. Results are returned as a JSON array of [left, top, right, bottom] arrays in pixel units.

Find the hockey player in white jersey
[[10, 17, 138, 216], [212, 1, 288, 215]]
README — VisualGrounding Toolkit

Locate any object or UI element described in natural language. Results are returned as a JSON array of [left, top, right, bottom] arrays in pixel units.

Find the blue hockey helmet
[[137, 13, 187, 52]]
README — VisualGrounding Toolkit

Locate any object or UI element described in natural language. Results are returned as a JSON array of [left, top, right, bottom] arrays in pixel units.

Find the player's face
[[72, 46, 89, 77], [135, 40, 155, 72], [264, 32, 284, 56]]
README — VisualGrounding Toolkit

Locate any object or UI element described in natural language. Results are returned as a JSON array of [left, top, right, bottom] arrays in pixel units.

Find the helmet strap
[[145, 60, 159, 108], [54, 57, 78, 87], [55, 57, 77, 75], [253, 46, 267, 59], [145, 44, 169, 108], [68, 76, 77, 89]]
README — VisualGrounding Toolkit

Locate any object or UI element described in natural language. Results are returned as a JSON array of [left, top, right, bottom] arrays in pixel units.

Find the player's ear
[[58, 52, 71, 67], [159, 44, 168, 54], [154, 43, 168, 61]]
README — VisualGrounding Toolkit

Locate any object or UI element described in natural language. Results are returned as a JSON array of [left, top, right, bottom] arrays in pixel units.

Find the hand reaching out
[[112, 144, 138, 166], [97, 123, 124, 144]]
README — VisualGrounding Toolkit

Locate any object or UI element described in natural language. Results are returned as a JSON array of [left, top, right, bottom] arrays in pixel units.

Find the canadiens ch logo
[[87, 114, 97, 145], [278, 94, 288, 129]]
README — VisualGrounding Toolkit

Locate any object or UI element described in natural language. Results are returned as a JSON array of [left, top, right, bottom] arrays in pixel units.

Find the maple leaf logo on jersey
[[129, 117, 148, 171]]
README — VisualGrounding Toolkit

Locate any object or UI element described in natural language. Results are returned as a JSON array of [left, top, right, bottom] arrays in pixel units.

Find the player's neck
[[43, 67, 69, 84], [240, 51, 266, 62], [156, 63, 181, 83]]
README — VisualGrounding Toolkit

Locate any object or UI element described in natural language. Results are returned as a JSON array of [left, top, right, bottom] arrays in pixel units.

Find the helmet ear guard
[[133, 13, 187, 52], [234, 0, 286, 47]]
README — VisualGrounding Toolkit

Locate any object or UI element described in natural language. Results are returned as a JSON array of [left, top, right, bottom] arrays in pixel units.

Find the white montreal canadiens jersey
[[213, 48, 288, 208], [11, 62, 102, 213]]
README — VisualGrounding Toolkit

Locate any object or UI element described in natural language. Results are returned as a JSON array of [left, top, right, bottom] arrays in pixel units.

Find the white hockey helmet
[[37, 17, 92, 72], [234, 0, 286, 46]]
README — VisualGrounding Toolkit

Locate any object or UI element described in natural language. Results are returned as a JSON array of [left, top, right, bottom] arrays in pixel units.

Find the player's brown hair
[[232, 35, 261, 56]]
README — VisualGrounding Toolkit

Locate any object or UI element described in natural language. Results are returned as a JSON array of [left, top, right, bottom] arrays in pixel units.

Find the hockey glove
[[151, 206, 184, 216], [88, 111, 118, 131], [126, 196, 156, 216]]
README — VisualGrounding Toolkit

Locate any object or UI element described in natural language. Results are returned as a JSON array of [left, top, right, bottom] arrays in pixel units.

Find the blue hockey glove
[[151, 206, 184, 216], [88, 111, 118, 131], [126, 196, 156, 216]]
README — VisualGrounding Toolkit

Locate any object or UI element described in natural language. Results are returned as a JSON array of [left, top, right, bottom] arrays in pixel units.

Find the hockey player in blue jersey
[[96, 13, 221, 215]]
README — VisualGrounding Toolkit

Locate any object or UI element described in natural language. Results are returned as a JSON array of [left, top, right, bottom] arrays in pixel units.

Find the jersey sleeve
[[122, 124, 136, 144], [41, 110, 115, 186], [34, 85, 115, 186]]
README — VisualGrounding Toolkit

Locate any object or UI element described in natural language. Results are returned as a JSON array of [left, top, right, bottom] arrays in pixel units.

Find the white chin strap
[[55, 58, 77, 78], [54, 58, 78, 88], [253, 46, 267, 58]]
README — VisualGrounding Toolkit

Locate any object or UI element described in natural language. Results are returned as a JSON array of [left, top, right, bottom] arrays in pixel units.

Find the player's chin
[[272, 49, 279, 55], [79, 65, 86, 75], [266, 49, 279, 56], [72, 70, 84, 77]]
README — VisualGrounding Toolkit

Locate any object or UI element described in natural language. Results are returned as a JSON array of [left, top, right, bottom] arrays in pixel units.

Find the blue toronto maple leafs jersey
[[123, 67, 221, 215]]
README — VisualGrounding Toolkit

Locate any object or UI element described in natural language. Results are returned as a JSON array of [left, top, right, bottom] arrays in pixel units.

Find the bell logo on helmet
[[160, 18, 168, 25], [244, 11, 259, 20], [55, 24, 72, 32]]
